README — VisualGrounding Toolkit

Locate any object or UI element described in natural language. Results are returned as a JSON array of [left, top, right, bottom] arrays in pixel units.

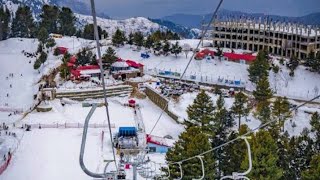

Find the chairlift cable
[[90, 0, 117, 170], [149, 0, 224, 135]]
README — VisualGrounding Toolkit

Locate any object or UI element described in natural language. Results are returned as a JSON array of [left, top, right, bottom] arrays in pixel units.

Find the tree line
[[165, 89, 320, 179]]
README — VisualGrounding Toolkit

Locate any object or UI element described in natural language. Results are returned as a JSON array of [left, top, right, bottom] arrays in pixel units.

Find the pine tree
[[33, 59, 41, 69], [39, 5, 59, 34], [38, 51, 48, 64], [287, 55, 299, 71], [243, 130, 283, 179], [186, 90, 215, 130], [310, 112, 320, 152], [272, 97, 291, 132], [276, 132, 292, 179], [0, 7, 10, 40], [58, 7, 76, 36], [162, 40, 171, 56], [59, 53, 71, 80], [112, 29, 126, 47], [82, 24, 103, 40], [253, 76, 273, 103], [37, 27, 49, 44], [45, 38, 56, 50], [102, 47, 118, 69], [127, 32, 134, 45], [153, 41, 162, 52], [144, 35, 154, 49], [248, 50, 270, 84], [256, 101, 271, 124], [172, 32, 180, 40], [216, 94, 225, 110], [290, 129, 315, 179], [76, 48, 93, 66], [133, 31, 144, 47], [165, 126, 215, 179], [211, 101, 235, 178], [171, 41, 182, 58], [11, 5, 36, 38], [220, 125, 249, 176], [301, 154, 320, 180], [231, 92, 250, 130]]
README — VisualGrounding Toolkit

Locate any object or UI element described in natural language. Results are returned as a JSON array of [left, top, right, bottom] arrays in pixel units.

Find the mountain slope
[[75, 14, 164, 36]]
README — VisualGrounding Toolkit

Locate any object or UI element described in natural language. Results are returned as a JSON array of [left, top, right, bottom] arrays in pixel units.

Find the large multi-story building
[[212, 20, 320, 59]]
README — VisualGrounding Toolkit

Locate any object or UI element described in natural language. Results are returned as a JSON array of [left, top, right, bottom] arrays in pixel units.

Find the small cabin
[[146, 134, 174, 153]]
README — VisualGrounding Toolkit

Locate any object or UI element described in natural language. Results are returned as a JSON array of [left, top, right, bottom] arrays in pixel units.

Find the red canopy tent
[[223, 52, 256, 62]]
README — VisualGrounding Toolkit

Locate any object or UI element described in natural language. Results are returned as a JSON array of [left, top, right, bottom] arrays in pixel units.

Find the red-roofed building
[[146, 134, 174, 153], [56, 47, 68, 55], [223, 52, 256, 64], [110, 59, 144, 80], [70, 65, 101, 80], [195, 49, 215, 60]]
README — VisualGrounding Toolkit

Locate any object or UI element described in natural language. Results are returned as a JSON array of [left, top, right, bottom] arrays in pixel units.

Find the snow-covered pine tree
[[11, 5, 36, 38], [301, 154, 320, 179], [248, 50, 269, 84], [220, 124, 249, 176], [290, 128, 315, 179], [165, 126, 215, 179], [162, 40, 171, 56], [211, 97, 235, 178], [39, 5, 59, 34], [102, 47, 118, 69], [112, 29, 126, 47], [170, 41, 182, 58], [133, 31, 144, 47], [127, 32, 134, 46], [256, 100, 272, 124], [144, 35, 154, 49], [58, 7, 76, 36], [310, 112, 320, 152], [76, 48, 93, 66], [253, 76, 273, 103], [272, 97, 291, 132], [0, 7, 10, 40], [231, 92, 250, 129], [186, 90, 215, 131], [37, 27, 49, 44]]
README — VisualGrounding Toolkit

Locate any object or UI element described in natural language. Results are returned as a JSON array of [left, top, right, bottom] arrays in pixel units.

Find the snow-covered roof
[[79, 69, 101, 75], [112, 61, 129, 68]]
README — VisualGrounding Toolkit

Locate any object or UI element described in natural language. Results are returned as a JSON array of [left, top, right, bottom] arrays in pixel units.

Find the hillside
[[75, 14, 164, 36]]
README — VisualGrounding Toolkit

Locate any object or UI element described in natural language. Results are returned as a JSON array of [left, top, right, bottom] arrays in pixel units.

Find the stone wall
[[145, 86, 180, 123]]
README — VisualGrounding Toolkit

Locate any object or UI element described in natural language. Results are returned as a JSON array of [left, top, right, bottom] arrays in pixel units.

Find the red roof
[[67, 62, 74, 67], [200, 49, 215, 56], [57, 47, 68, 54], [128, 99, 136, 104], [146, 134, 171, 147], [126, 60, 144, 68], [69, 56, 76, 63], [195, 52, 205, 59], [76, 65, 100, 71], [70, 69, 80, 78], [223, 52, 256, 61]]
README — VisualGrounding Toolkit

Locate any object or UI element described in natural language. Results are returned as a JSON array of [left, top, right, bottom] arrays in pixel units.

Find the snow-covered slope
[[75, 13, 165, 36]]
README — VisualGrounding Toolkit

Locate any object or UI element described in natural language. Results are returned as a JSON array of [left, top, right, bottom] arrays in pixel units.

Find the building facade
[[212, 20, 320, 59]]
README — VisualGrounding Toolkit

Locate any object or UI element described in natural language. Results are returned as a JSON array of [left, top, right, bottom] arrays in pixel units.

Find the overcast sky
[[88, 0, 320, 19]]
